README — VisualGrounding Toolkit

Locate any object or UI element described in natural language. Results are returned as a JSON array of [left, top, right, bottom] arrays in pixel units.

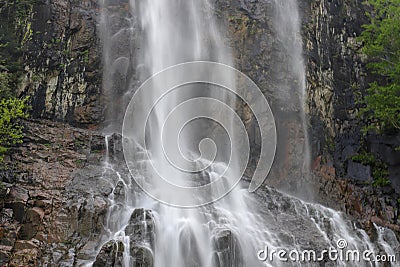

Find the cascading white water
[[272, 0, 311, 173], [88, 0, 400, 266]]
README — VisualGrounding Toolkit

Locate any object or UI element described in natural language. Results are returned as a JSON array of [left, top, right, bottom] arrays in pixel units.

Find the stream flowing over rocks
[[0, 0, 399, 266]]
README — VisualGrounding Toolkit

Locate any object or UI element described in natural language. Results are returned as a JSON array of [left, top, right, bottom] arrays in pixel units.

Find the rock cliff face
[[17, 0, 103, 127], [0, 120, 110, 265], [301, 0, 399, 230], [304, 0, 400, 192], [213, 0, 310, 193], [1, 0, 399, 266]]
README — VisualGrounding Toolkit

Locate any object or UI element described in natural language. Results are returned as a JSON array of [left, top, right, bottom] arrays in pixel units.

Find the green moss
[[352, 151, 390, 187], [83, 50, 89, 63], [31, 73, 41, 83], [351, 152, 375, 165], [372, 167, 390, 187], [21, 22, 33, 45], [324, 136, 335, 153], [74, 139, 84, 148]]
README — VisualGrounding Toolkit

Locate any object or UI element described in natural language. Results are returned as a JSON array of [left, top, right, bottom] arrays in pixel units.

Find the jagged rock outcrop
[[312, 164, 400, 234], [93, 208, 155, 267], [125, 208, 155, 267]]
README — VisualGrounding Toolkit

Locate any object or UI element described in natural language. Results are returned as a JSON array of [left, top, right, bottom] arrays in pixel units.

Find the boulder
[[125, 208, 155, 248], [346, 160, 371, 182], [5, 187, 29, 223], [93, 240, 124, 267], [212, 229, 243, 267], [124, 208, 155, 267]]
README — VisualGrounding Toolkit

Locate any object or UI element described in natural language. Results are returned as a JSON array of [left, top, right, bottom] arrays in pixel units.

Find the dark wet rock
[[0, 245, 12, 266], [212, 229, 243, 267], [346, 160, 371, 182], [68, 166, 115, 197], [107, 133, 125, 162], [303, 0, 400, 201], [93, 240, 124, 267], [4, 187, 29, 223], [124, 208, 155, 267], [18, 207, 45, 240], [125, 208, 155, 248], [0, 120, 113, 266], [131, 246, 154, 267]]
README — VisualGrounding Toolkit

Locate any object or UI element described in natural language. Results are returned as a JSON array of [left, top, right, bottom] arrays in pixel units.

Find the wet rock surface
[[93, 240, 124, 267], [126, 209, 155, 267], [312, 164, 400, 236], [212, 229, 243, 267], [217, 0, 400, 238]]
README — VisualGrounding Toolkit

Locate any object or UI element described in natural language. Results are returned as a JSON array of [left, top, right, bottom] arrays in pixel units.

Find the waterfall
[[272, 0, 311, 172], [86, 0, 400, 266]]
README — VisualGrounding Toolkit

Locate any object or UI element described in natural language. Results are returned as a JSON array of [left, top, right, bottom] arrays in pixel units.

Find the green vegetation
[[0, 0, 33, 163], [0, 62, 29, 163], [371, 167, 390, 187], [351, 152, 390, 187], [351, 152, 375, 165], [0, 96, 29, 161], [358, 0, 400, 133], [0, 71, 30, 163]]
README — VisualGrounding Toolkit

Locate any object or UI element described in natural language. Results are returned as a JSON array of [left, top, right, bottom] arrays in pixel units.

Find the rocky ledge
[[312, 162, 400, 238], [0, 119, 111, 266]]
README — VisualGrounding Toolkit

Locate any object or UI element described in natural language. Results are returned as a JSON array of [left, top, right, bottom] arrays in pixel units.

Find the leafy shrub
[[358, 0, 400, 132], [0, 96, 29, 161]]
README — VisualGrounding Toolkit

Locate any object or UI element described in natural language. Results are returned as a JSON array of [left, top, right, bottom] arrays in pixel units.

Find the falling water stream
[[88, 0, 400, 266]]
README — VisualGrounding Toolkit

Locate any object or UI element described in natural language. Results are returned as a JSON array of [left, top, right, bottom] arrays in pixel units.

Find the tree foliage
[[0, 66, 29, 161], [0, 68, 29, 162], [0, 96, 29, 160], [0, 0, 34, 162], [359, 0, 400, 132]]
